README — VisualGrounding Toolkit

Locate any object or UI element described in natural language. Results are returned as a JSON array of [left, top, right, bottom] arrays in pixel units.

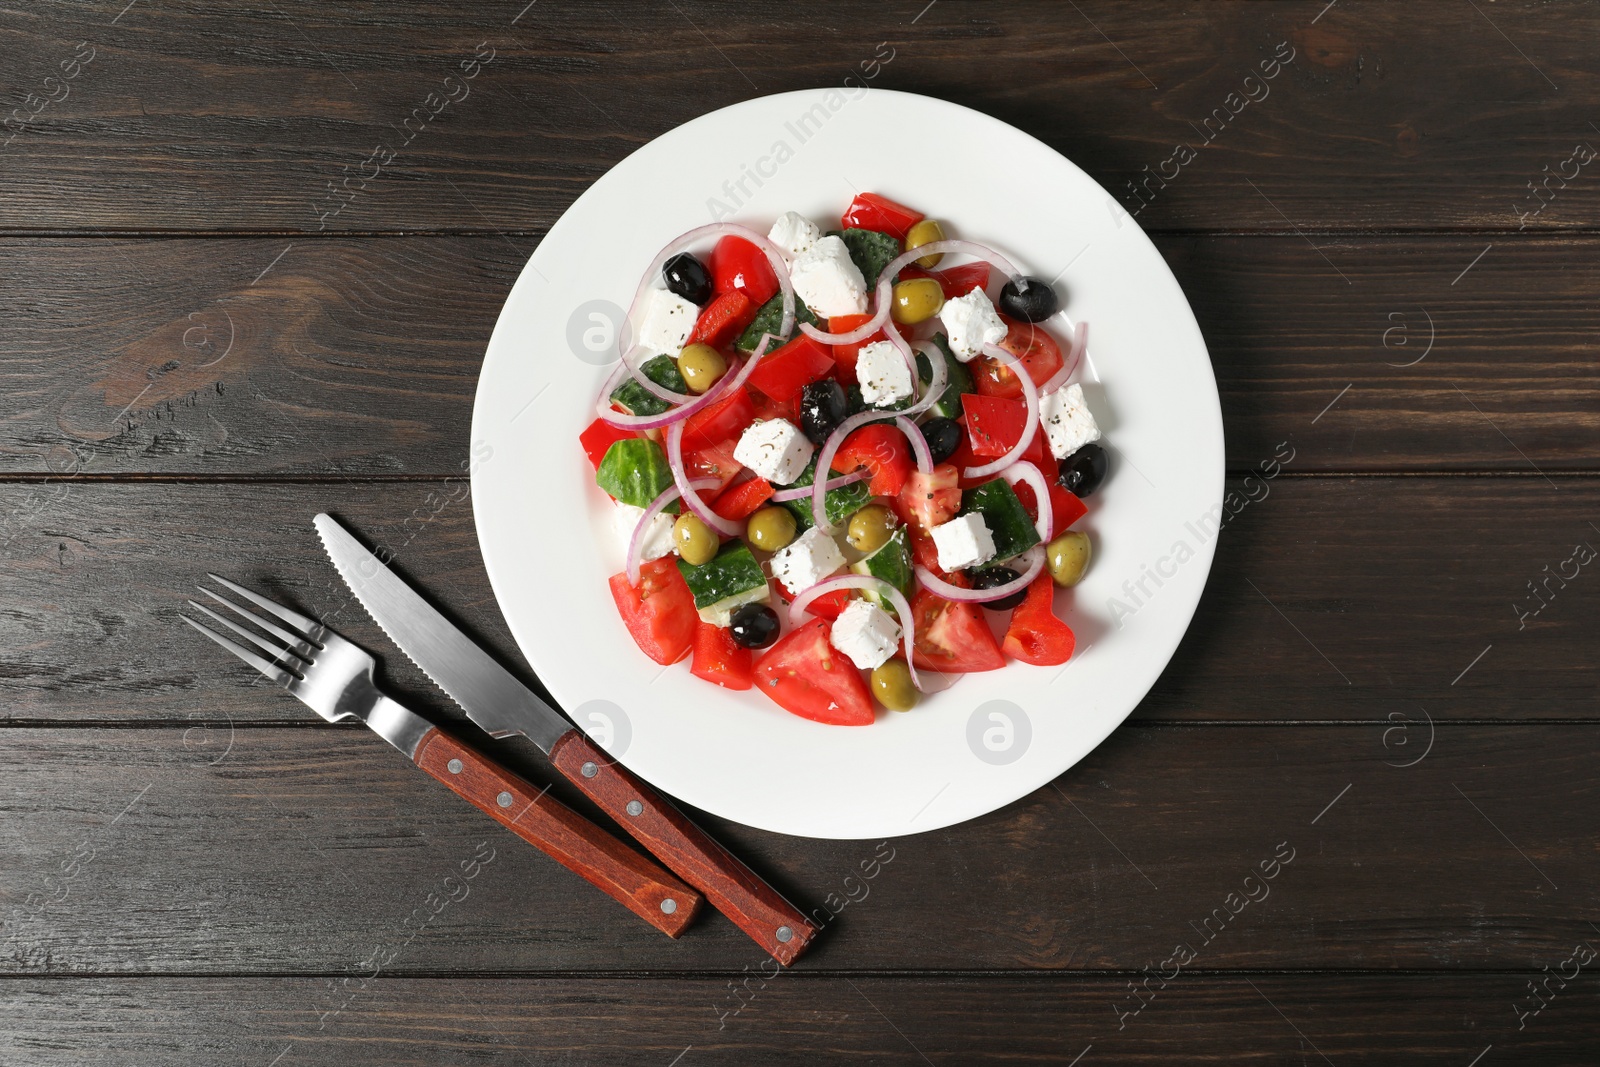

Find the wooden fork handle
[[549, 729, 818, 965], [411, 727, 702, 937]]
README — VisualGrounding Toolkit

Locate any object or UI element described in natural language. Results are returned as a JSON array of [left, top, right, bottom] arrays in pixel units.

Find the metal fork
[[183, 575, 702, 936]]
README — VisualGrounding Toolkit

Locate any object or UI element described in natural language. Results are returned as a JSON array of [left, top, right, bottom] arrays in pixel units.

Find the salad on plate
[[580, 192, 1110, 726]]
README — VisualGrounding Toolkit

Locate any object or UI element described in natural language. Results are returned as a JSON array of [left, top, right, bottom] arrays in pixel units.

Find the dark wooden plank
[[0, 721, 1594, 972], [1, 974, 1592, 1065], [1, 2, 1597, 233], [2, 235, 1596, 477], [1, 479, 1592, 725]]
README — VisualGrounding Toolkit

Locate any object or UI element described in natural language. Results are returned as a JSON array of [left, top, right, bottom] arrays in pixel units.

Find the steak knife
[[314, 513, 818, 964]]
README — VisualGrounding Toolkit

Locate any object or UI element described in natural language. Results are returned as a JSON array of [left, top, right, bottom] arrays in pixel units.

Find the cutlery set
[[184, 513, 817, 964]]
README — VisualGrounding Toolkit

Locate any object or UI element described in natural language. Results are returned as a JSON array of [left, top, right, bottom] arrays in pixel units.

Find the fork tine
[[187, 600, 310, 672], [183, 615, 298, 689], [200, 587, 317, 653], [207, 573, 321, 639]]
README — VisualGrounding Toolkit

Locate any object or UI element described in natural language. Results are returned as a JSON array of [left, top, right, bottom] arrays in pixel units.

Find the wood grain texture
[[2, 2, 1598, 233], [0, 722, 1594, 973], [411, 726, 702, 937]]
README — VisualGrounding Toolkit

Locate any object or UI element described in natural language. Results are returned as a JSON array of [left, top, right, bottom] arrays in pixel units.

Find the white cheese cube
[[1039, 383, 1102, 460], [635, 288, 698, 357], [856, 340, 913, 407], [768, 211, 822, 257], [613, 501, 676, 562], [733, 418, 814, 485], [771, 527, 846, 596], [789, 234, 868, 318], [829, 599, 902, 671], [931, 512, 996, 572], [938, 286, 1008, 361]]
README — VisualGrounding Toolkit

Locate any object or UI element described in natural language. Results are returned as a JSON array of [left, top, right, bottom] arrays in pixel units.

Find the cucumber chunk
[[609, 355, 689, 417], [596, 437, 677, 510], [775, 456, 872, 532], [677, 541, 770, 626], [736, 293, 819, 353], [959, 479, 1041, 563], [851, 527, 912, 610], [829, 227, 902, 289]]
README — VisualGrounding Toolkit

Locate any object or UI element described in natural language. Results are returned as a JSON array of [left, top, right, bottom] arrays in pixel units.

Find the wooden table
[[3, 2, 1597, 1062]]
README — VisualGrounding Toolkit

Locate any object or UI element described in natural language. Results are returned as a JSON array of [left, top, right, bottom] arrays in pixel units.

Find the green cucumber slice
[[596, 438, 677, 510], [676, 541, 770, 625], [851, 527, 912, 610], [609, 355, 688, 417], [959, 478, 1041, 563], [736, 293, 819, 353], [915, 333, 974, 420], [829, 227, 902, 288], [775, 456, 872, 531]]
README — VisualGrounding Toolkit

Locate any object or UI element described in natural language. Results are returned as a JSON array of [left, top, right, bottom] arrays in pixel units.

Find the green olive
[[846, 504, 896, 554], [891, 277, 945, 326], [745, 506, 797, 553], [906, 219, 946, 269], [1047, 530, 1092, 587], [673, 513, 719, 566], [871, 660, 918, 712], [677, 342, 727, 394]]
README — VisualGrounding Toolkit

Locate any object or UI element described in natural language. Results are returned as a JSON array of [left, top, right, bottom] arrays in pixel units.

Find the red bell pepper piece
[[830, 422, 913, 497], [840, 192, 924, 241], [747, 334, 835, 403], [680, 387, 755, 453], [709, 236, 779, 306], [580, 417, 636, 471], [690, 620, 753, 690], [899, 262, 991, 301], [1002, 573, 1076, 666], [686, 289, 755, 349], [710, 476, 775, 523]]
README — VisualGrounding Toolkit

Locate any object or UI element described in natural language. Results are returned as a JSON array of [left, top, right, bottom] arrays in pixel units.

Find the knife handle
[[412, 728, 703, 937], [548, 730, 818, 965]]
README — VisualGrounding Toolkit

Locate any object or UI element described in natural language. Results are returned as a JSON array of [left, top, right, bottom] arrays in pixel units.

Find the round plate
[[472, 89, 1222, 839]]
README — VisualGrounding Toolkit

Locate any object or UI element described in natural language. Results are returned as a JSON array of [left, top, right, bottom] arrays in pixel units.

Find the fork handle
[[410, 727, 703, 937]]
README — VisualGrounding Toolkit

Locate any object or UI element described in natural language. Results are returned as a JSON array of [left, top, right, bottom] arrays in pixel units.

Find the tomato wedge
[[840, 192, 923, 241], [681, 387, 755, 453], [747, 333, 835, 403], [687, 289, 755, 349], [1003, 573, 1075, 666], [709, 235, 779, 306], [974, 316, 1064, 400], [894, 462, 961, 533], [899, 262, 991, 301], [825, 313, 885, 385], [830, 423, 912, 497], [608, 557, 696, 665], [580, 417, 635, 470], [909, 589, 1005, 673], [754, 618, 875, 725], [691, 620, 754, 690], [710, 476, 774, 522], [961, 393, 1029, 458]]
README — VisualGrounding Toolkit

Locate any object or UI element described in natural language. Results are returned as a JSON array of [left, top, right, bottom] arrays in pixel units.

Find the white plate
[[472, 89, 1222, 840]]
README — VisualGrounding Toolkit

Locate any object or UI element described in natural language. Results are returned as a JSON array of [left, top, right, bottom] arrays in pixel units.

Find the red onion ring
[[1001, 463, 1052, 544], [621, 343, 693, 405], [895, 415, 931, 475], [788, 575, 922, 692], [902, 334, 949, 419], [666, 420, 742, 537], [769, 470, 865, 502], [915, 545, 1045, 605], [961, 344, 1040, 481], [798, 305, 888, 346], [1041, 320, 1087, 396], [626, 477, 718, 586]]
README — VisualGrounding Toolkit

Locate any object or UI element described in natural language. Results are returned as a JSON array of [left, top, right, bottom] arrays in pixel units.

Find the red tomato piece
[[747, 334, 835, 403], [608, 558, 696, 666], [579, 417, 635, 470], [691, 620, 754, 690], [974, 317, 1064, 400], [682, 437, 742, 499], [894, 462, 961, 534], [1009, 460, 1088, 541], [710, 476, 774, 523], [961, 393, 1029, 458], [710, 235, 779, 306], [831, 422, 913, 497], [908, 589, 1005, 674], [686, 289, 755, 349], [899, 262, 991, 301], [840, 192, 924, 241], [749, 386, 801, 424], [1003, 573, 1076, 666], [825, 313, 884, 385], [753, 618, 875, 726], [681, 387, 755, 453]]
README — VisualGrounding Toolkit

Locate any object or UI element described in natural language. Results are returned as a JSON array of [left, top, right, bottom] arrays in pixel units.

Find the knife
[[314, 513, 818, 964]]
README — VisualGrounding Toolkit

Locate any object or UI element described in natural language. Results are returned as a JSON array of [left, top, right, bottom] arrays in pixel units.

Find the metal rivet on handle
[[446, 759, 463, 774], [775, 926, 794, 943], [580, 761, 599, 778], [660, 898, 677, 914], [626, 800, 644, 816], [496, 791, 513, 808]]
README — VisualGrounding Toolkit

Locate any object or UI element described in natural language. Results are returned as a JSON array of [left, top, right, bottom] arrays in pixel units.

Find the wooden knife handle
[[412, 728, 702, 937], [548, 730, 818, 965]]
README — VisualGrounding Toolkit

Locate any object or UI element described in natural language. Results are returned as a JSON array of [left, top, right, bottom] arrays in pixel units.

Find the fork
[[183, 574, 703, 937]]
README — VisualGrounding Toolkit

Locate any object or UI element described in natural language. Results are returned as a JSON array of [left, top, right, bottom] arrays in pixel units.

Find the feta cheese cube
[[635, 288, 698, 357], [1039, 383, 1102, 460], [768, 211, 822, 257], [829, 599, 902, 671], [789, 234, 868, 318], [613, 501, 676, 562], [733, 418, 814, 485], [931, 513, 996, 572], [770, 527, 846, 595], [856, 340, 913, 407], [938, 286, 1008, 361]]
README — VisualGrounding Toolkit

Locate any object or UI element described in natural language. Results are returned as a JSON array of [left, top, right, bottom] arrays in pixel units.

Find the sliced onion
[[895, 415, 931, 474], [627, 478, 718, 586], [902, 334, 949, 419], [1041, 320, 1087, 396], [788, 575, 921, 692], [1002, 463, 1052, 544], [915, 545, 1045, 604], [666, 420, 741, 537], [769, 470, 864, 502], [961, 343, 1040, 481], [596, 342, 758, 431], [799, 305, 888, 346]]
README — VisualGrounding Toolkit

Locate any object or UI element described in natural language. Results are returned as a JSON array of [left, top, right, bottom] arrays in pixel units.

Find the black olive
[[663, 252, 712, 306], [998, 275, 1058, 323], [729, 603, 780, 649], [968, 566, 1026, 610], [1057, 442, 1109, 497], [800, 380, 849, 445], [919, 417, 962, 465]]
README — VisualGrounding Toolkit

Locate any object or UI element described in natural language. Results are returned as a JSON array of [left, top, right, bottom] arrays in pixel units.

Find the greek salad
[[581, 192, 1109, 726]]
